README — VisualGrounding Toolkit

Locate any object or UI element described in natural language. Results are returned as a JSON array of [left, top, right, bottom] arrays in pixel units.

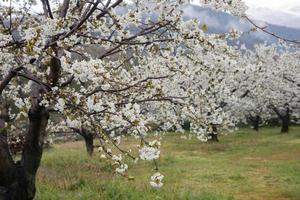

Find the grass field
[[36, 127, 300, 200]]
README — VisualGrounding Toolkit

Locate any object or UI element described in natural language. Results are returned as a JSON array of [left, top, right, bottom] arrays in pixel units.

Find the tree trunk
[[208, 133, 219, 142], [0, 83, 49, 200], [84, 132, 94, 156], [0, 130, 20, 200], [20, 106, 49, 199], [208, 124, 219, 142], [281, 118, 289, 133], [253, 115, 260, 132], [0, 107, 49, 200], [72, 128, 94, 156], [271, 105, 291, 134], [0, 95, 20, 200], [281, 108, 290, 134]]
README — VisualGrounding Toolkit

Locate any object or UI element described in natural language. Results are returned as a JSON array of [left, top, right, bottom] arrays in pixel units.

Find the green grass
[[36, 127, 300, 200]]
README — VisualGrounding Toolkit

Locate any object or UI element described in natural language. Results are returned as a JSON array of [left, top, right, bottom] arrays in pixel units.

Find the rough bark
[[0, 82, 49, 200], [20, 106, 49, 199], [0, 108, 48, 200], [0, 128, 19, 200], [0, 95, 19, 200]]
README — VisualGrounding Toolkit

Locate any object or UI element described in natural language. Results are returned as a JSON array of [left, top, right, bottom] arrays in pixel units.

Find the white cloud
[[243, 0, 300, 28]]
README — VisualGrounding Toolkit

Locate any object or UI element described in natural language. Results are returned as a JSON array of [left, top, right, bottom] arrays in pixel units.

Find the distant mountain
[[115, 4, 300, 49], [183, 4, 300, 48]]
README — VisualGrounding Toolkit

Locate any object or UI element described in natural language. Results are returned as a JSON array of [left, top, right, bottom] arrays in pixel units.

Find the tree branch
[[0, 67, 23, 95], [59, 0, 70, 18], [245, 16, 300, 45]]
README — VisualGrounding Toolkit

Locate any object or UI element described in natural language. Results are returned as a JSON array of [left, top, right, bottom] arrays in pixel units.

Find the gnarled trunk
[[0, 87, 49, 200], [272, 106, 291, 134], [20, 106, 49, 199]]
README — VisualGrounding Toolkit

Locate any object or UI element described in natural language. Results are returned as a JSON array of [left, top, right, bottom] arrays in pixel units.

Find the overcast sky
[[243, 0, 300, 28]]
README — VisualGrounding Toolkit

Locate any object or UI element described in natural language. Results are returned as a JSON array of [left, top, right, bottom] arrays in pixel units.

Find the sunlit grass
[[36, 127, 300, 200]]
